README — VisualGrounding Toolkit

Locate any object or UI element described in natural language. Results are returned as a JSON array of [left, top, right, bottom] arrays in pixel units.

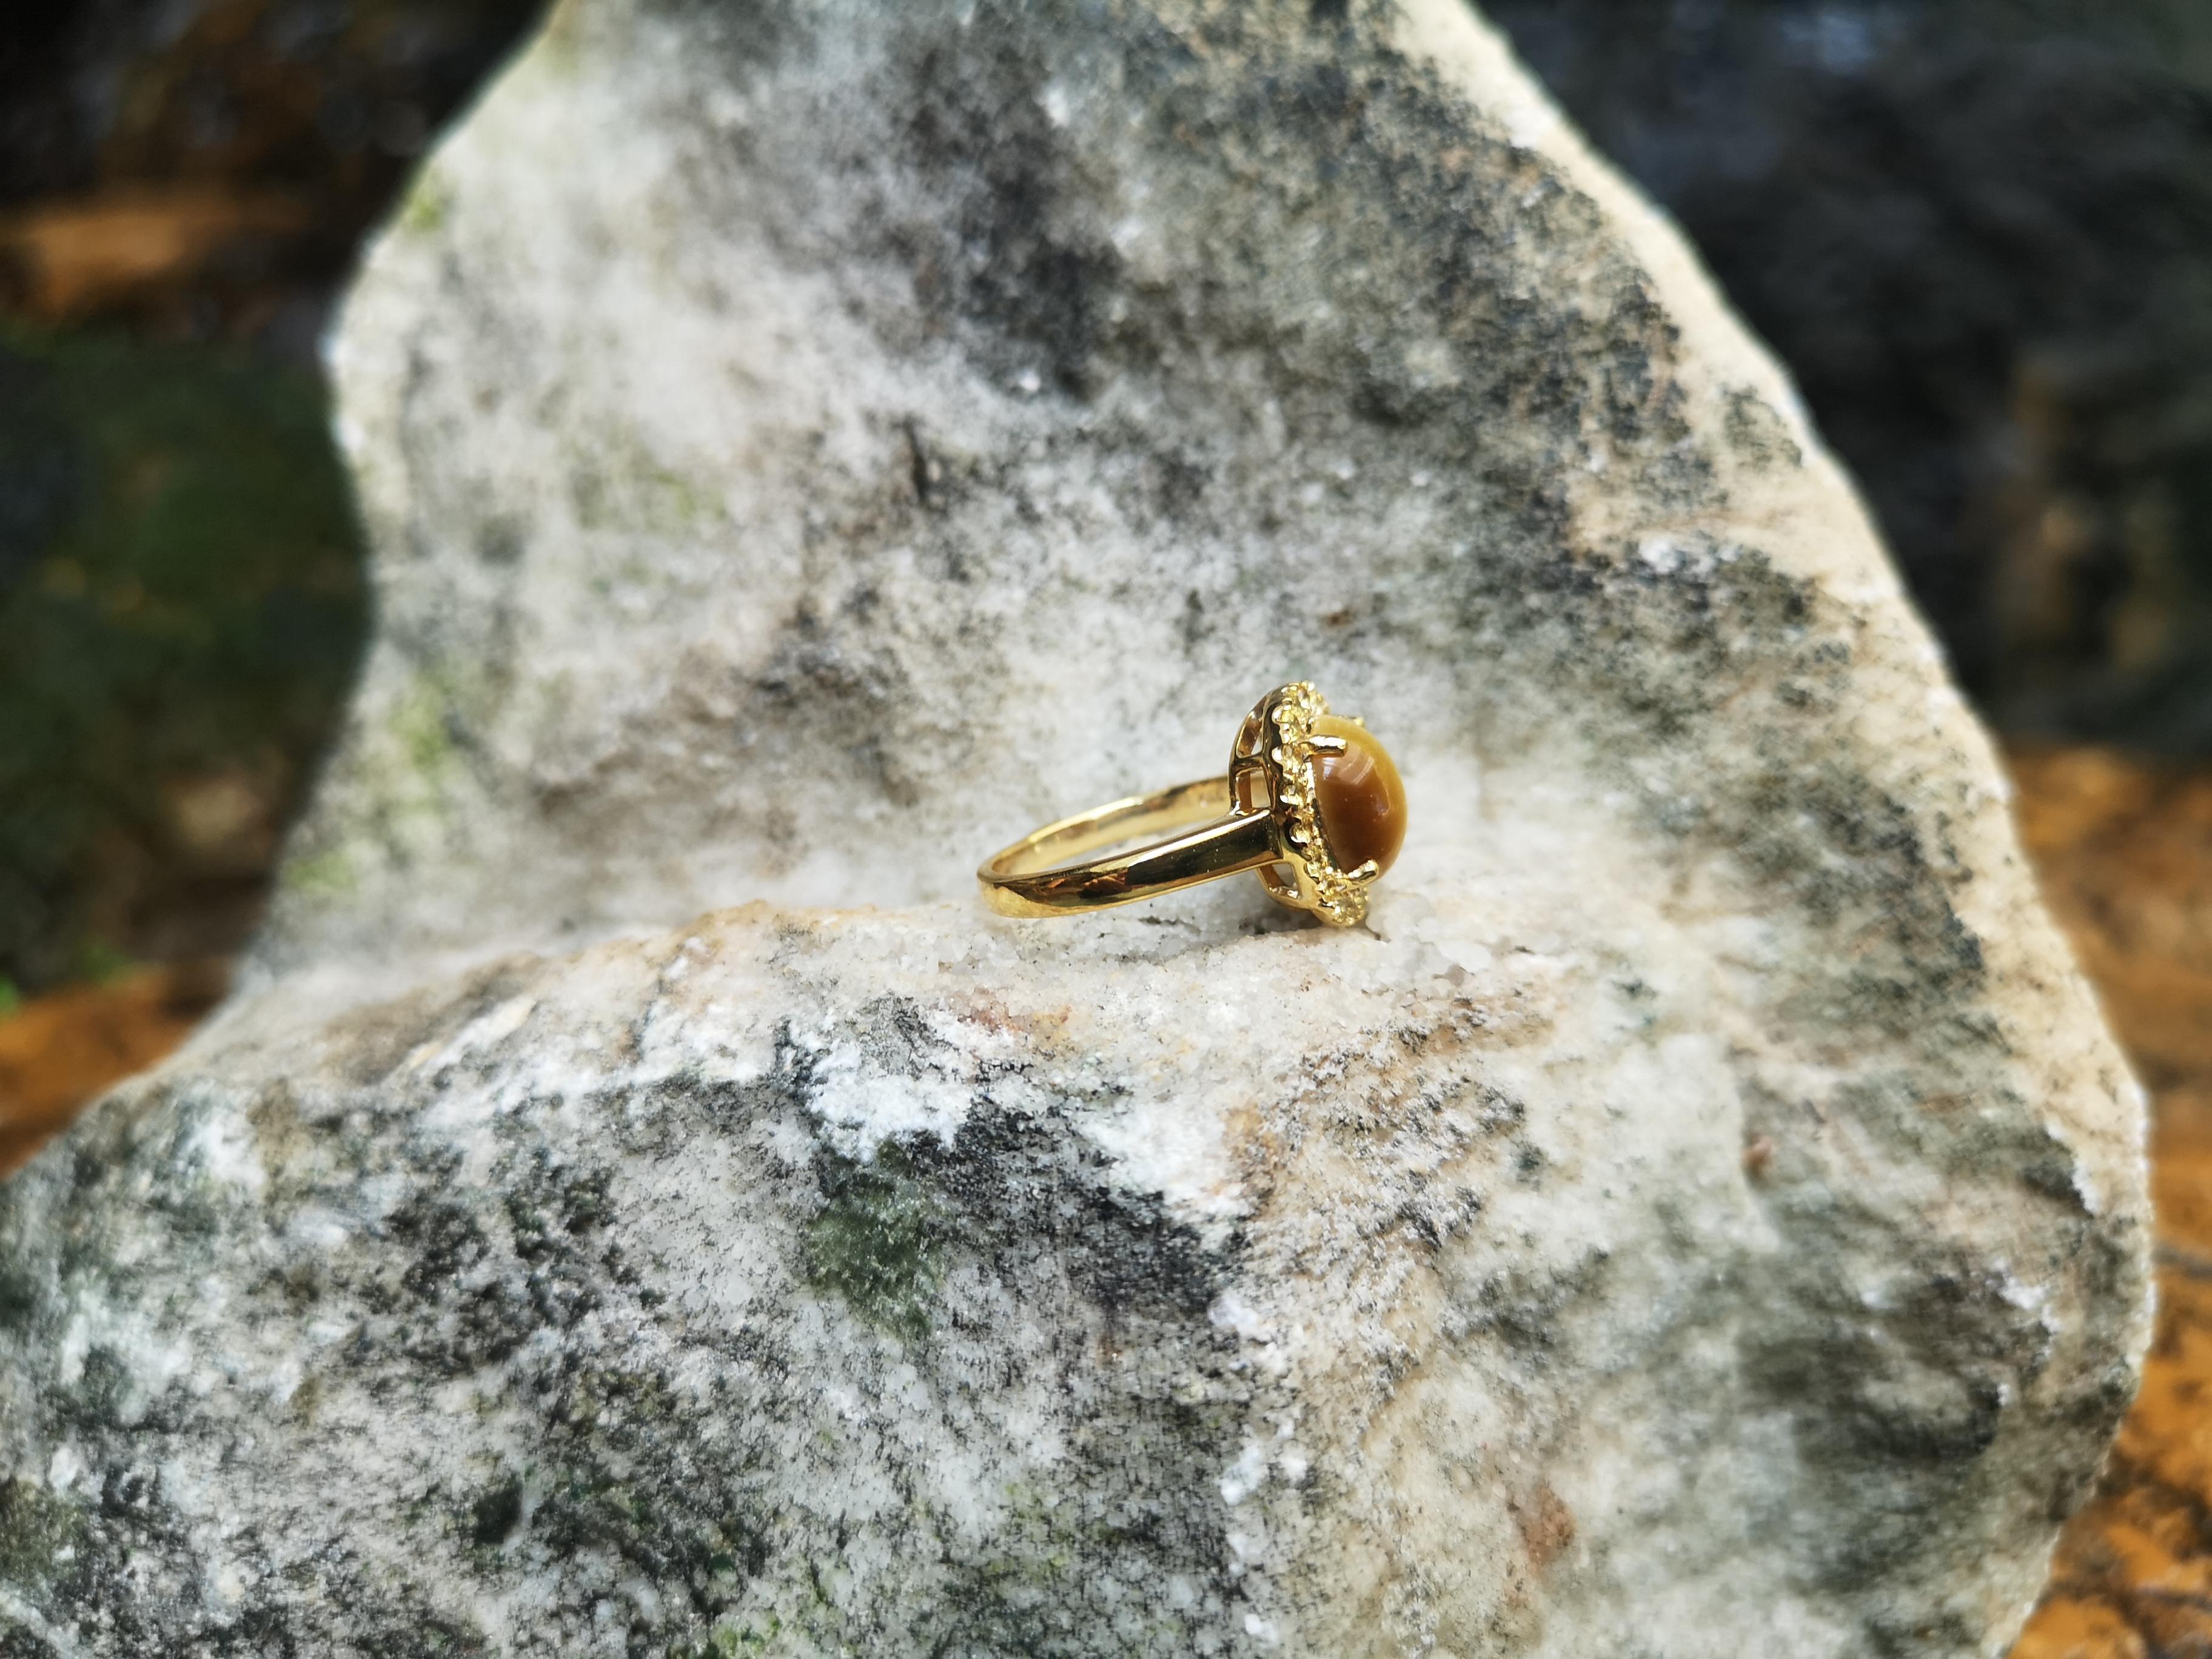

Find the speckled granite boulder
[[0, 1, 2150, 1655]]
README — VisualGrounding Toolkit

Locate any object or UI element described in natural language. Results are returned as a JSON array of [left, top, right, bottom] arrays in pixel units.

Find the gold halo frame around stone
[[1233, 682, 1407, 926], [977, 682, 1407, 927]]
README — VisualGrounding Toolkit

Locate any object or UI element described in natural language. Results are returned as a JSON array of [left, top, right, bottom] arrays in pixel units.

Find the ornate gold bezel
[[1230, 682, 1382, 927]]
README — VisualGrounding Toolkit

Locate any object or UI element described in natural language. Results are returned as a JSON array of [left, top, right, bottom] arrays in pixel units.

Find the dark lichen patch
[[1724, 385, 1805, 469], [503, 1152, 614, 1259], [0, 1463, 150, 1643], [349, 1142, 620, 1378], [358, 1184, 495, 1354], [1432, 533, 1993, 1068], [287, 1372, 324, 1427], [0, 1262, 41, 1330], [385, 1190, 494, 1312], [371, 1185, 602, 1380], [1738, 1215, 2078, 1595], [502, 1353, 780, 1634], [786, 997, 1231, 1333], [739, 608, 922, 816], [920, 1484, 1245, 1655], [464, 1471, 524, 1547], [0, 1479, 83, 1595], [55, 1346, 133, 1434], [360, 1602, 488, 1659], [259, 1572, 493, 1659], [532, 1455, 763, 1604], [897, 29, 1124, 396], [816, 0, 1703, 561], [1443, 1249, 1614, 1352], [799, 1102, 1230, 1351], [244, 1082, 317, 1184]]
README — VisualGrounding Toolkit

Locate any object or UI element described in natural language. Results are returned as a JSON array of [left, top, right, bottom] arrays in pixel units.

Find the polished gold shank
[[977, 777, 1284, 918], [978, 682, 1395, 925]]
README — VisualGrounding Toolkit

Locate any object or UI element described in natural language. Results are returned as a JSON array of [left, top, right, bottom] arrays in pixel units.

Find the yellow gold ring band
[[977, 683, 1407, 928]]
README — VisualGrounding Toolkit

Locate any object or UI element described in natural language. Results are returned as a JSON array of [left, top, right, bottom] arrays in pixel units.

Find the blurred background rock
[[1488, 0, 2212, 748], [1, 0, 2208, 1651], [0, 0, 538, 1067]]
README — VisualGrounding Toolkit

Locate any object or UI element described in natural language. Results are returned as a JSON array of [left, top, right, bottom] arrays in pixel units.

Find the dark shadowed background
[[1489, 0, 2212, 748], [2, 2, 2210, 1652], [0, 0, 537, 1005]]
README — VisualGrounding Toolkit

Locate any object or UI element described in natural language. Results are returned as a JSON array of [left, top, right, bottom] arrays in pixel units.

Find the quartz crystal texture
[[0, 1, 2150, 1655]]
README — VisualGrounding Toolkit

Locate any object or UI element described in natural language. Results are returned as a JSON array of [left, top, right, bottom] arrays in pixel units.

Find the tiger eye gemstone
[[1311, 716, 1407, 876]]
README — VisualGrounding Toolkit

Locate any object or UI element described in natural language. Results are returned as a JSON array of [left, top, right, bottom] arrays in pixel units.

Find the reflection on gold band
[[976, 777, 1284, 919]]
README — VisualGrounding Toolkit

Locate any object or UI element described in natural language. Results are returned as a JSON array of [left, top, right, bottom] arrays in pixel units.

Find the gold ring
[[978, 683, 1407, 927]]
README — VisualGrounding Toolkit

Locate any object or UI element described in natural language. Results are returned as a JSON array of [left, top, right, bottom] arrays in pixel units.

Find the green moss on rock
[[0, 1480, 83, 1596], [802, 1141, 953, 1343]]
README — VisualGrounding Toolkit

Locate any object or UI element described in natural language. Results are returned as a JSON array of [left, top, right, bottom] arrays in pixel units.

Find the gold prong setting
[[1262, 682, 1378, 927]]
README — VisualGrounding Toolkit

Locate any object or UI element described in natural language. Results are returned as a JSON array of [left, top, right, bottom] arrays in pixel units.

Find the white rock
[[0, 0, 2147, 1654]]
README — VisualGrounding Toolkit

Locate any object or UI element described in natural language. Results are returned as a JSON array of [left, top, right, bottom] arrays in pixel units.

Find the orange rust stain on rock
[[1511, 1483, 1577, 1573]]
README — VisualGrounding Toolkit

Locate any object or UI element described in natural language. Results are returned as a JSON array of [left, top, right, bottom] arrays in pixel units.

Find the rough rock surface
[[0, 1, 2151, 1655]]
